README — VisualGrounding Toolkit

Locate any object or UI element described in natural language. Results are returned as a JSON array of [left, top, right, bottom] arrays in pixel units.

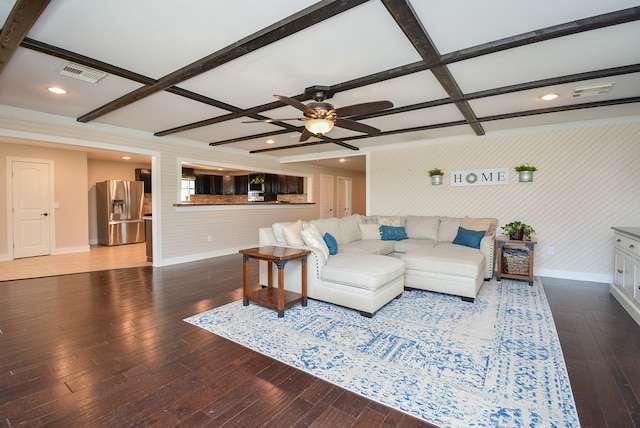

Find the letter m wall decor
[[450, 168, 510, 187]]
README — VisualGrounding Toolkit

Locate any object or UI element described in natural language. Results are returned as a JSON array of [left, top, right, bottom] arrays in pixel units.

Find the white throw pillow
[[405, 215, 440, 240], [359, 223, 381, 240], [272, 221, 295, 245], [462, 216, 496, 234], [339, 216, 361, 244], [301, 223, 330, 261], [282, 220, 304, 246]]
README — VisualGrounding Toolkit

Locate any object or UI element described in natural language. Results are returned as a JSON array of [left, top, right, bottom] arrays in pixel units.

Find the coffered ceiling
[[1, 0, 639, 165]]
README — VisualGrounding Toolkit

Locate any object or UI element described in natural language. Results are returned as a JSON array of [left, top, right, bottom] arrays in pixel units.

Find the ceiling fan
[[245, 88, 393, 142]]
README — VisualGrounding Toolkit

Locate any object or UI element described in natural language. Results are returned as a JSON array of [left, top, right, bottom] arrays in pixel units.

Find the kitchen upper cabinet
[[195, 174, 223, 194], [234, 175, 249, 195], [264, 173, 278, 196], [222, 176, 235, 195], [135, 168, 152, 193], [277, 175, 288, 194], [276, 175, 304, 194]]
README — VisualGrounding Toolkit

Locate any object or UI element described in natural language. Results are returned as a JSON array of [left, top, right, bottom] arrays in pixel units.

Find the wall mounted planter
[[518, 170, 534, 182], [431, 175, 443, 185]]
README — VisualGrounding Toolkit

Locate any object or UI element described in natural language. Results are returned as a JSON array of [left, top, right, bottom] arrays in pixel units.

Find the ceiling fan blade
[[242, 118, 302, 123], [334, 118, 382, 135], [274, 95, 317, 117], [299, 128, 314, 142], [332, 100, 393, 117]]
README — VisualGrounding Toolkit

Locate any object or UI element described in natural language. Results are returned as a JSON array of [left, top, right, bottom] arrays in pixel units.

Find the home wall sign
[[450, 168, 510, 187]]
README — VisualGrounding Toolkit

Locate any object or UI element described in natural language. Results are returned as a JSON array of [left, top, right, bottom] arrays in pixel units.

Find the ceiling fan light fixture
[[305, 119, 334, 135]]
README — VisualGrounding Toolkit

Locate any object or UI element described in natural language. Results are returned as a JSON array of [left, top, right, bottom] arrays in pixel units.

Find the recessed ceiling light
[[122, 156, 131, 160], [339, 158, 346, 163], [266, 139, 275, 144], [48, 87, 67, 95], [540, 93, 558, 101], [217, 168, 223, 171]]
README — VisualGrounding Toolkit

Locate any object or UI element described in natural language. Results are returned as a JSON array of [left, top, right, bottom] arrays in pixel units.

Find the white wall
[[0, 106, 364, 266], [369, 120, 640, 282]]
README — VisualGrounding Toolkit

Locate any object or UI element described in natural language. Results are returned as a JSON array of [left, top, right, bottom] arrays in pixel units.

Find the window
[[181, 178, 195, 201]]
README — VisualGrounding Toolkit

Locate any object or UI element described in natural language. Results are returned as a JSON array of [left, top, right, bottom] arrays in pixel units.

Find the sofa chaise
[[258, 214, 498, 316]]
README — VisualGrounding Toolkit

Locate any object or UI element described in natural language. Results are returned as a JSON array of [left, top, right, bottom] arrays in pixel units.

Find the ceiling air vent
[[570, 83, 613, 99], [57, 62, 107, 83]]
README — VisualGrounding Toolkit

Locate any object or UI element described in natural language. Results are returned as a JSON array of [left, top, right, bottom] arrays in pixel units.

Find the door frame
[[5, 157, 56, 260], [336, 176, 352, 218]]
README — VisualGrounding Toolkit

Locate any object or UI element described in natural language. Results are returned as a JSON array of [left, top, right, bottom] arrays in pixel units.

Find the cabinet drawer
[[615, 233, 640, 257]]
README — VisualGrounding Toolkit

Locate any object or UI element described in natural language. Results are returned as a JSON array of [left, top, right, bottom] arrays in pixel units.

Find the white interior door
[[320, 174, 334, 219], [336, 177, 352, 218], [11, 160, 52, 258]]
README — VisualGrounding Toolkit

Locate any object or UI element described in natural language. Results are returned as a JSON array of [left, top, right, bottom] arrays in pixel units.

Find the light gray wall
[[369, 120, 640, 282]]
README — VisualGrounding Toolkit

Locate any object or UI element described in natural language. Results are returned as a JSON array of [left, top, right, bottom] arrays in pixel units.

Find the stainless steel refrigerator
[[96, 180, 145, 245]]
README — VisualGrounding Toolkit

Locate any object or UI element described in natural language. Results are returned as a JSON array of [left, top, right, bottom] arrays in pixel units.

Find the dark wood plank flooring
[[0, 255, 638, 427]]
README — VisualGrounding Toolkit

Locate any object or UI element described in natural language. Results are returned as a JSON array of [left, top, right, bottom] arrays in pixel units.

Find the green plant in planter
[[249, 174, 265, 185], [501, 221, 535, 240], [428, 168, 444, 177], [514, 164, 537, 172]]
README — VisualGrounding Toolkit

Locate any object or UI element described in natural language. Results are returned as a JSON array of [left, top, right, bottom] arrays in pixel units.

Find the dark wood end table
[[239, 246, 311, 317]]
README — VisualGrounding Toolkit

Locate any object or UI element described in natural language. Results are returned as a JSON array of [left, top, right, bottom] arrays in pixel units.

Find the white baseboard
[[0, 252, 10, 261], [154, 245, 254, 267], [535, 268, 612, 284]]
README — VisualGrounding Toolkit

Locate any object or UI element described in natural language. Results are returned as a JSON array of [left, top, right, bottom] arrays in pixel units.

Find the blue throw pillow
[[380, 225, 408, 241], [323, 232, 338, 255], [452, 226, 485, 249]]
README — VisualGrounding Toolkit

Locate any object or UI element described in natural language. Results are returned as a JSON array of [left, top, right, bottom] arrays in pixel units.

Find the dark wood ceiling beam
[[466, 64, 640, 100], [76, 0, 369, 124], [381, 0, 484, 136], [21, 36, 323, 137], [0, 0, 50, 74], [211, 128, 360, 151], [441, 7, 640, 65], [154, 7, 640, 139], [477, 96, 640, 123]]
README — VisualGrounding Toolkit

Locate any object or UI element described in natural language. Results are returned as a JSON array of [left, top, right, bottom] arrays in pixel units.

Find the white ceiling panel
[[27, 0, 318, 78], [482, 104, 640, 133], [469, 73, 640, 117], [0, 48, 143, 117], [95, 91, 230, 133], [413, 0, 640, 54], [178, 1, 421, 107], [449, 22, 640, 94]]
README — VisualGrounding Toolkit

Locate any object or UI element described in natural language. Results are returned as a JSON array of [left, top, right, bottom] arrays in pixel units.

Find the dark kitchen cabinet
[[234, 175, 249, 195], [195, 174, 223, 194], [135, 168, 152, 193], [278, 175, 288, 194], [264, 174, 278, 196], [222, 176, 235, 195], [287, 175, 304, 194]]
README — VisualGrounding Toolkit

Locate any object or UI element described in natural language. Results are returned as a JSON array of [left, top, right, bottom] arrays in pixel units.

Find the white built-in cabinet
[[611, 227, 640, 326]]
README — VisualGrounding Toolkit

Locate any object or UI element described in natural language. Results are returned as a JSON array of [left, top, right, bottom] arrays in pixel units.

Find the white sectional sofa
[[258, 214, 498, 316]]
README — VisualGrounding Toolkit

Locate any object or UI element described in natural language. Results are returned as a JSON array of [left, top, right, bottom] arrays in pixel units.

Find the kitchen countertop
[[173, 201, 315, 207]]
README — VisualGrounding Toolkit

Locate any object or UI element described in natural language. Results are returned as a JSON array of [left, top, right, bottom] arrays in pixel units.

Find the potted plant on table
[[501, 221, 535, 240], [515, 164, 537, 182], [428, 168, 444, 185]]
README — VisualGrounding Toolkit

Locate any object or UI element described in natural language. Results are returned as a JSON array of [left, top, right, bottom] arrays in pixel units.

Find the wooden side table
[[495, 236, 536, 285], [239, 246, 310, 317]]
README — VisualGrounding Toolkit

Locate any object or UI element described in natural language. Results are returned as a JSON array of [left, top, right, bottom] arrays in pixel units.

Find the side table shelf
[[495, 237, 536, 285]]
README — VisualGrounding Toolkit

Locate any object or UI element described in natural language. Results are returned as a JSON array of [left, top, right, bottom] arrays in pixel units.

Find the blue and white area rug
[[185, 278, 579, 427]]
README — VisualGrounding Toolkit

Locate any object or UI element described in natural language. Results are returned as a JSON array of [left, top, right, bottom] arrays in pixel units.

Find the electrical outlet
[[547, 246, 555, 255], [207, 234, 213, 242]]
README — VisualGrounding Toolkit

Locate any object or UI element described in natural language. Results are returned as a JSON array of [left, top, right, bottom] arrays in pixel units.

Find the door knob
[[41, 212, 49, 216]]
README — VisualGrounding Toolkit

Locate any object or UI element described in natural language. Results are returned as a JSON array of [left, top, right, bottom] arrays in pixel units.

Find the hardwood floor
[[0, 256, 638, 427]]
